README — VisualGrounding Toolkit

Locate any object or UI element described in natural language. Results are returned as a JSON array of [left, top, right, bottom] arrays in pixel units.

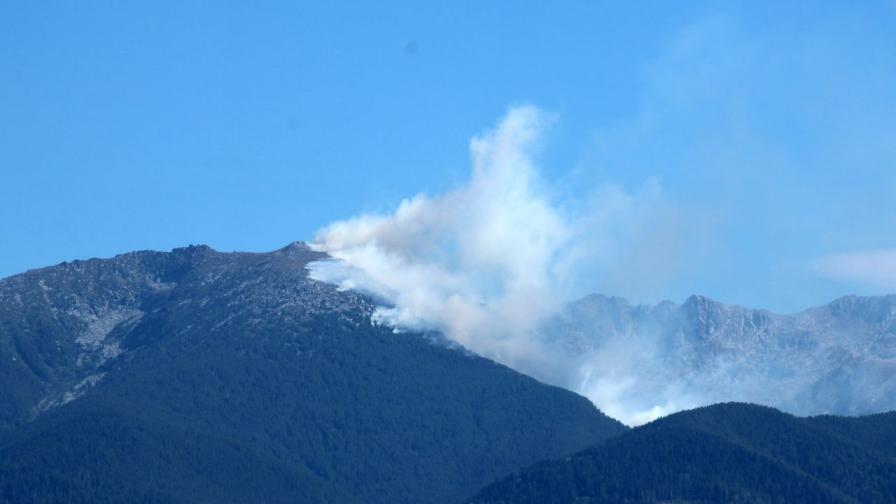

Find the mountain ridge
[[468, 402, 896, 504], [551, 289, 896, 420], [0, 242, 625, 504]]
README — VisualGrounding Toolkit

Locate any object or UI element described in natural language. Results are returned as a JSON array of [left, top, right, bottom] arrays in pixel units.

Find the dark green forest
[[0, 244, 624, 504], [2, 245, 895, 504], [469, 403, 896, 504]]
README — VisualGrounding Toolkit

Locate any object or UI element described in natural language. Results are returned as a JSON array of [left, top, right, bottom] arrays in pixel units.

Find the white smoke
[[309, 105, 689, 424]]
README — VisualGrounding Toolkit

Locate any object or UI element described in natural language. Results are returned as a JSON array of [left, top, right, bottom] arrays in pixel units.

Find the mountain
[[0, 243, 626, 504], [468, 403, 896, 504], [546, 293, 896, 421]]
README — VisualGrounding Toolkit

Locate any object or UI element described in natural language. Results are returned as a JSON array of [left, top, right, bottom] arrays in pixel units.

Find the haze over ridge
[[309, 107, 896, 425]]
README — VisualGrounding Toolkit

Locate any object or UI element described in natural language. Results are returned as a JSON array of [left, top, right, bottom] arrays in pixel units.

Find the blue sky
[[2, 1, 895, 312]]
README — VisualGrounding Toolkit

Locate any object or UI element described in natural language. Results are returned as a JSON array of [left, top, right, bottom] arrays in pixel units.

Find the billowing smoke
[[309, 105, 694, 425]]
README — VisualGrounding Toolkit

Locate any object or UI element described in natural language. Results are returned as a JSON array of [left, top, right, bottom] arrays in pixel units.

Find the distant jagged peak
[[572, 293, 679, 314], [573, 293, 634, 311], [681, 294, 740, 313], [275, 240, 327, 260], [823, 293, 896, 311], [808, 293, 896, 326], [279, 240, 310, 251], [578, 293, 631, 305], [568, 291, 896, 321]]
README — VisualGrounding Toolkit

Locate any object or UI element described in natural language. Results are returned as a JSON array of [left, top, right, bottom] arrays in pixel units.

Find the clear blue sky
[[2, 1, 895, 312]]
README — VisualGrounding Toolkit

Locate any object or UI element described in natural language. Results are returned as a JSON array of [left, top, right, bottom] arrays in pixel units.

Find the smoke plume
[[309, 105, 691, 424]]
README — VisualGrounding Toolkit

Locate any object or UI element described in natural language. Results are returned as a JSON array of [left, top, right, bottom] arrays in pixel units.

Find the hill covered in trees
[[0, 243, 625, 504], [468, 403, 896, 504]]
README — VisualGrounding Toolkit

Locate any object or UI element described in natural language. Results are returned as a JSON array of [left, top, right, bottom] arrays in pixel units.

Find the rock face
[[0, 243, 625, 504], [549, 293, 896, 419]]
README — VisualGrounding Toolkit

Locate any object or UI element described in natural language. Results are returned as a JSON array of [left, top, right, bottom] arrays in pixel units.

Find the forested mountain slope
[[0, 243, 625, 504], [469, 403, 896, 504]]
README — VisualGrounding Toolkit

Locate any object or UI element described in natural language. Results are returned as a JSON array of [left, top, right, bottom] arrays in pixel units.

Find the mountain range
[[546, 292, 896, 422], [1, 243, 894, 503], [468, 402, 896, 504]]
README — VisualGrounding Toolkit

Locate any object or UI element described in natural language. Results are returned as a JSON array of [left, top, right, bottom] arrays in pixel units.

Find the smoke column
[[309, 105, 691, 424]]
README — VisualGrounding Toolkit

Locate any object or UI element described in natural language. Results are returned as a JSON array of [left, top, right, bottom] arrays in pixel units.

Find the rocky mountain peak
[[546, 291, 896, 418]]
